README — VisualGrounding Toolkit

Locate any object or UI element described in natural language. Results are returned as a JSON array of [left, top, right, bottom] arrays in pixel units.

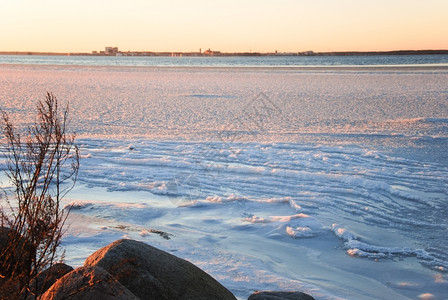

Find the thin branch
[[0, 92, 79, 299]]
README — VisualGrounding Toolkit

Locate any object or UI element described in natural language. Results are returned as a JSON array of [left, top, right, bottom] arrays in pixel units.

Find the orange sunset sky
[[1, 0, 447, 53]]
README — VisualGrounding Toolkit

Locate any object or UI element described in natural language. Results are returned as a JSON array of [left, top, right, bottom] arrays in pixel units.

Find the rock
[[0, 226, 11, 246], [0, 226, 14, 277], [248, 291, 315, 300], [0, 227, 33, 286], [29, 263, 74, 297], [84, 239, 236, 300], [40, 265, 139, 300]]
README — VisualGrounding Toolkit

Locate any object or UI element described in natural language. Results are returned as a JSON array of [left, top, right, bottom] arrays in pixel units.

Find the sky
[[1, 0, 447, 53]]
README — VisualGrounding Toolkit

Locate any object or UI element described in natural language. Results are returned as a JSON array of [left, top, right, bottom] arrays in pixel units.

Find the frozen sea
[[1, 55, 448, 299]]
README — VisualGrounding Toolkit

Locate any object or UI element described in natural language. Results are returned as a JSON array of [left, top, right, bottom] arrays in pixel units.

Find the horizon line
[[1, 49, 448, 57]]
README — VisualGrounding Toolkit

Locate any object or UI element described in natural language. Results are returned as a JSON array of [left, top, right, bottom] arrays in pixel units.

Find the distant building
[[203, 48, 221, 56], [300, 51, 315, 56], [105, 47, 119, 56]]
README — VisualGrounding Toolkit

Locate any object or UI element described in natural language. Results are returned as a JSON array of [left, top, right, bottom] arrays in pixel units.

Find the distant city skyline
[[1, 0, 447, 53]]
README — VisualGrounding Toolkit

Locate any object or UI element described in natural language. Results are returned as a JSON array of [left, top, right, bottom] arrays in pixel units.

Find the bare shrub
[[0, 92, 79, 299]]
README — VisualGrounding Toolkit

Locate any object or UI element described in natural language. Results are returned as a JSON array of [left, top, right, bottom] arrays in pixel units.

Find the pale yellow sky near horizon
[[1, 0, 447, 53]]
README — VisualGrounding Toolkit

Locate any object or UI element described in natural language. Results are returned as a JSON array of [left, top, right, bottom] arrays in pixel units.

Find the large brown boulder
[[248, 291, 315, 300], [84, 239, 236, 300], [29, 263, 74, 297], [40, 266, 139, 300]]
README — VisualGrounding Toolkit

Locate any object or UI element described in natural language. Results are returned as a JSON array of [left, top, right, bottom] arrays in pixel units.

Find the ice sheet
[[1, 64, 447, 299]]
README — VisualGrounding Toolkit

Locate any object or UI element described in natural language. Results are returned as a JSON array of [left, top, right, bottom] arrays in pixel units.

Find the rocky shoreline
[[42, 239, 315, 300], [2, 234, 315, 299]]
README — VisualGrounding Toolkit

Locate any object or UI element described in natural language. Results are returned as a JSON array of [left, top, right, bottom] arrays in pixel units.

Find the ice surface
[[1, 64, 448, 299]]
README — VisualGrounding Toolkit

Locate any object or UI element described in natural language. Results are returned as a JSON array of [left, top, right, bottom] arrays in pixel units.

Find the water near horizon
[[1, 53, 448, 67], [0, 56, 447, 299]]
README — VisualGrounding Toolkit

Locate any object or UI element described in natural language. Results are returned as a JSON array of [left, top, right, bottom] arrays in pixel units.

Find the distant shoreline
[[1, 49, 448, 57]]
